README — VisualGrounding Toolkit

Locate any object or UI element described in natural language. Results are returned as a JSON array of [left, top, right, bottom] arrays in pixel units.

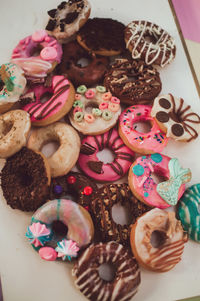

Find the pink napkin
[[172, 0, 200, 43]]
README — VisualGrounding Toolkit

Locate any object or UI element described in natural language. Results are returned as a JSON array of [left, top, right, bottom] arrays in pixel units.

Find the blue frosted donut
[[178, 184, 200, 242]]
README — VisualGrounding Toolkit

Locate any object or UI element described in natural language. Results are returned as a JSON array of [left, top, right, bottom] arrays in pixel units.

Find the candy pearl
[[54, 185, 63, 194], [84, 206, 89, 211], [40, 46, 57, 61], [67, 176, 76, 184], [32, 29, 47, 42], [39, 247, 57, 261], [83, 186, 93, 195]]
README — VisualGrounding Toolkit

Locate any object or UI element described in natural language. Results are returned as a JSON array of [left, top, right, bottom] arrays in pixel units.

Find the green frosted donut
[[178, 183, 200, 242]]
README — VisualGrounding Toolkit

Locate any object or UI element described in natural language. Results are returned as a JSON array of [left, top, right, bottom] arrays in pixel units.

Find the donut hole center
[[76, 57, 91, 68], [150, 230, 167, 248], [30, 45, 43, 57], [52, 220, 68, 238], [85, 102, 99, 113], [42, 139, 60, 158], [0, 79, 4, 92], [98, 263, 116, 282], [40, 91, 53, 103], [0, 120, 13, 137], [144, 34, 158, 44], [151, 172, 167, 184], [133, 120, 152, 133], [112, 203, 133, 225], [97, 148, 114, 164], [18, 168, 33, 186]]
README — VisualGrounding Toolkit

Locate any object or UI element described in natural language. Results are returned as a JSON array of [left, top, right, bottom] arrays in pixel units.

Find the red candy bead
[[84, 206, 89, 211], [83, 186, 93, 195], [67, 176, 76, 184]]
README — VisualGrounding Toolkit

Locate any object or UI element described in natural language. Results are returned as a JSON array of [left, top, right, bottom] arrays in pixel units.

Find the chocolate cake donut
[[72, 241, 141, 301], [1, 147, 50, 211], [58, 41, 109, 86], [104, 58, 162, 105], [90, 183, 151, 246], [77, 18, 126, 56]]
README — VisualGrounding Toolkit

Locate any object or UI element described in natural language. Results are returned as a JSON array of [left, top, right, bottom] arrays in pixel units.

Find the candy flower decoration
[[26, 222, 51, 247], [55, 239, 80, 261]]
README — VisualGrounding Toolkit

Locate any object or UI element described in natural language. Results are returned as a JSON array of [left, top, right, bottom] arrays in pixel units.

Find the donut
[[119, 105, 168, 154], [128, 153, 191, 209], [0, 63, 26, 113], [90, 184, 151, 246], [11, 30, 62, 81], [69, 86, 121, 135], [104, 58, 162, 105], [0, 110, 31, 158], [49, 171, 97, 211], [27, 122, 80, 177], [57, 41, 109, 86], [22, 75, 75, 126], [130, 208, 188, 272], [77, 18, 126, 56], [72, 241, 141, 301], [26, 199, 94, 261], [151, 94, 200, 142], [45, 0, 91, 43], [1, 147, 51, 212], [125, 20, 176, 67], [178, 184, 200, 242], [78, 128, 135, 182]]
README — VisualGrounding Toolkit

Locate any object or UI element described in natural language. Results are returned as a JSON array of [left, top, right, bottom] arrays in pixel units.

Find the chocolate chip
[[64, 12, 79, 24], [156, 111, 169, 123], [57, 1, 67, 9], [171, 123, 184, 136], [159, 98, 171, 109], [45, 19, 56, 31], [60, 23, 65, 32], [47, 9, 57, 18], [87, 161, 103, 174]]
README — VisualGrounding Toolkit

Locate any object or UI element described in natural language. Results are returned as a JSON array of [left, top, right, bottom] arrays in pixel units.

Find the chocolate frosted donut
[[77, 18, 126, 56], [58, 41, 109, 86], [90, 184, 151, 246], [49, 171, 97, 210], [125, 20, 176, 67], [72, 241, 141, 301], [104, 58, 162, 105], [1, 147, 50, 211]]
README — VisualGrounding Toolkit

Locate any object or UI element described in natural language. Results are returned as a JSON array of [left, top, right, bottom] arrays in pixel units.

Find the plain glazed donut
[[90, 183, 151, 246], [119, 105, 168, 154], [72, 241, 141, 301], [26, 199, 94, 261], [104, 58, 162, 105], [130, 209, 188, 272], [1, 147, 51, 212], [78, 128, 135, 182], [22, 75, 75, 126], [151, 94, 200, 142], [128, 153, 191, 209], [69, 85, 121, 135], [11, 30, 62, 81], [0, 110, 31, 158], [125, 20, 176, 67], [27, 122, 80, 177], [178, 184, 200, 242]]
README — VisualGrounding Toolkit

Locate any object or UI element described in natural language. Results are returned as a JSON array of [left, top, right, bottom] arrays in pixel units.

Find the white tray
[[0, 0, 200, 300]]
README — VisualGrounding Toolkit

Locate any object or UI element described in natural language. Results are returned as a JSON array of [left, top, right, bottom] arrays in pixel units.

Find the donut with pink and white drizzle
[[11, 30, 62, 81], [125, 20, 176, 67], [78, 128, 135, 182]]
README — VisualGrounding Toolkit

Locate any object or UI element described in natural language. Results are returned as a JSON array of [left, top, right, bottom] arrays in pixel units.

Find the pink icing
[[22, 75, 70, 124], [78, 128, 135, 182], [99, 102, 108, 110], [85, 89, 95, 99], [32, 30, 48, 42], [119, 105, 168, 153], [40, 47, 57, 60], [129, 154, 185, 209], [39, 247, 57, 261]]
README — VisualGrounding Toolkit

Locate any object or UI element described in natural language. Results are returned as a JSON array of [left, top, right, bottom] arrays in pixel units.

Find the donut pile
[[1, 1, 200, 300]]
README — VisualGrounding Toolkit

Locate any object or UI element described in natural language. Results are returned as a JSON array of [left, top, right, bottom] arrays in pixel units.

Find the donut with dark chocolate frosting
[[1, 147, 50, 212], [104, 58, 162, 105], [57, 41, 109, 86], [72, 241, 141, 301], [90, 183, 151, 246]]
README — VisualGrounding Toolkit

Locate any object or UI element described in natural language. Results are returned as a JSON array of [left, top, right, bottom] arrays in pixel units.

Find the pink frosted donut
[[78, 128, 135, 182], [11, 30, 62, 81], [128, 153, 191, 209], [119, 105, 168, 154], [22, 75, 75, 126]]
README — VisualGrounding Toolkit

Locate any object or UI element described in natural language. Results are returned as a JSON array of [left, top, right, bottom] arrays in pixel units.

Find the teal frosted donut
[[178, 184, 200, 242]]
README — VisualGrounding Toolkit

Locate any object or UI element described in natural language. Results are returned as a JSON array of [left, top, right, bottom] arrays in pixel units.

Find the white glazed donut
[[151, 94, 200, 142], [27, 122, 80, 177], [69, 85, 121, 135], [0, 110, 31, 158]]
